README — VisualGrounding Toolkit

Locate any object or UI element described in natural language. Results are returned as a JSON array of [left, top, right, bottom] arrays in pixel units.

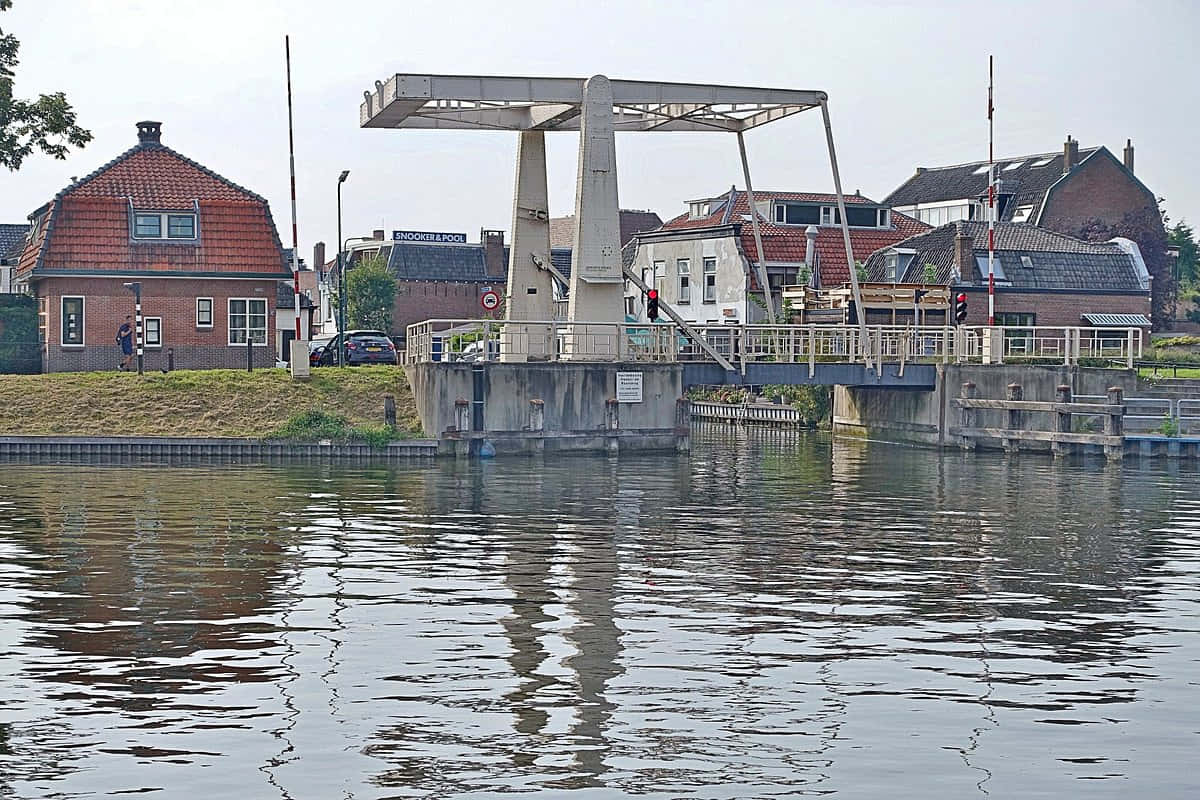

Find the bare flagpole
[[286, 35, 302, 342], [987, 55, 995, 326]]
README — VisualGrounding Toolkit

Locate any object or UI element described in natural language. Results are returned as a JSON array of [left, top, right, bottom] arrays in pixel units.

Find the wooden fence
[[954, 382, 1125, 459]]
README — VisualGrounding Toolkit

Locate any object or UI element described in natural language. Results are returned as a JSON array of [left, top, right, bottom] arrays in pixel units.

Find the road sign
[[481, 290, 500, 311]]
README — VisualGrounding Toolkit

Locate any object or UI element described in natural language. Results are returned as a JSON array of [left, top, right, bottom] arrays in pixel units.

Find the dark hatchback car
[[317, 330, 399, 366]]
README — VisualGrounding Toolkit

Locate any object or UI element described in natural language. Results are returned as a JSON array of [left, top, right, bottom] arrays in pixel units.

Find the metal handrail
[[405, 319, 1143, 369]]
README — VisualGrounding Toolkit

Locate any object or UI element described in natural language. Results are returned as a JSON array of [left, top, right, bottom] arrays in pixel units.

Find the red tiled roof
[[660, 188, 929, 286], [16, 140, 288, 278]]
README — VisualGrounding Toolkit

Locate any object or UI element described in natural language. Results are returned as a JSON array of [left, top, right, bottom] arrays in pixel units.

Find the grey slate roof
[[864, 221, 1146, 291], [386, 242, 572, 283], [0, 224, 29, 262], [884, 147, 1102, 221]]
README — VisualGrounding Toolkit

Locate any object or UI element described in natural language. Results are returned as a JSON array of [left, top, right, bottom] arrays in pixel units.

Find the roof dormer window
[[133, 211, 197, 241], [688, 201, 708, 220]]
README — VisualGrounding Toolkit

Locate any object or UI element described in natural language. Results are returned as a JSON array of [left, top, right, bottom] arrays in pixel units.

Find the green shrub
[[268, 408, 407, 448], [1157, 416, 1181, 438]]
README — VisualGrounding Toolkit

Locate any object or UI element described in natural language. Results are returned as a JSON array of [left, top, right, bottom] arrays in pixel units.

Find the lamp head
[[338, 170, 350, 184]]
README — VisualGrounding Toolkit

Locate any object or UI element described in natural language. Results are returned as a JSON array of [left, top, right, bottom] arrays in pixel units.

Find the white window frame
[[132, 211, 198, 241], [227, 297, 268, 347], [677, 259, 691, 304], [703, 257, 717, 303], [196, 297, 213, 328], [61, 295, 84, 347], [653, 260, 666, 293], [878, 208, 891, 228], [144, 316, 162, 348], [820, 206, 833, 226]]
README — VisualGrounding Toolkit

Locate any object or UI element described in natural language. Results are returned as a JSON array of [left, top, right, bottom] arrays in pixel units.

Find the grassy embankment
[[1140, 334, 1200, 380], [0, 366, 423, 441]]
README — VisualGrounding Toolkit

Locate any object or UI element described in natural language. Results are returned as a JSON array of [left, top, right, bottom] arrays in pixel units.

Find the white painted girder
[[361, 73, 825, 132]]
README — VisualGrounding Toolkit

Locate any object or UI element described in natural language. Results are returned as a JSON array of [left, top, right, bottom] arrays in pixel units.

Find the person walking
[[117, 316, 134, 371]]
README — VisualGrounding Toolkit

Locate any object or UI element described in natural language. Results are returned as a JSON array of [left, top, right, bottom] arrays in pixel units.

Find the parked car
[[309, 336, 333, 367], [317, 330, 399, 366]]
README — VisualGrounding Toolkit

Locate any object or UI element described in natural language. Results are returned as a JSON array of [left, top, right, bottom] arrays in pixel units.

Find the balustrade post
[[1127, 328, 1135, 369], [808, 325, 816, 378], [675, 397, 691, 452], [959, 381, 976, 450], [1053, 384, 1072, 458]]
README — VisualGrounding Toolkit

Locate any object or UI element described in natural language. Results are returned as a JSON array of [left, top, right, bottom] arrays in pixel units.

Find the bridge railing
[[405, 319, 1143, 369]]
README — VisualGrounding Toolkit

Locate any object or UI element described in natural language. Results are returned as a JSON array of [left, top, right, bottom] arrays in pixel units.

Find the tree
[[1077, 206, 1174, 330], [346, 255, 395, 332], [0, 1, 92, 170], [1169, 219, 1198, 288]]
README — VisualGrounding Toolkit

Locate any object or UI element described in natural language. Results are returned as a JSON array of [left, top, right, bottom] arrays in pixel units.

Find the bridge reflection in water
[[0, 435, 1195, 797]]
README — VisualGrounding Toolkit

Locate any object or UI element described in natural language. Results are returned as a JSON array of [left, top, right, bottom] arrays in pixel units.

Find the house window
[[820, 207, 833, 226], [774, 202, 821, 226], [996, 312, 1036, 354], [878, 208, 891, 228], [61, 296, 84, 346], [134, 214, 162, 238], [196, 297, 213, 327], [1011, 205, 1034, 223], [132, 211, 198, 240], [677, 259, 691, 304], [653, 260, 666, 293], [167, 215, 195, 238], [144, 317, 162, 347], [703, 257, 717, 303], [228, 298, 267, 345]]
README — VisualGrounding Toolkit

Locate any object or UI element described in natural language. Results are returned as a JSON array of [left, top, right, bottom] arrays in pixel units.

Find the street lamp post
[[337, 170, 350, 366], [122, 281, 143, 376]]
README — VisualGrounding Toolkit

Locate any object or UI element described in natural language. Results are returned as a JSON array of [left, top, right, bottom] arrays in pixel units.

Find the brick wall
[[1039, 153, 1157, 234], [393, 280, 501, 341], [37, 276, 279, 373], [961, 287, 1151, 342]]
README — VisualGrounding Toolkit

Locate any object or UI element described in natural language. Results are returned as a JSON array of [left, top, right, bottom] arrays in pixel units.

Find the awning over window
[[1081, 313, 1151, 326]]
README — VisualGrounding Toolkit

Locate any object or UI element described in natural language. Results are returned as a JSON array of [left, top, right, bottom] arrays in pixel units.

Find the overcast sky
[[3, 0, 1197, 259]]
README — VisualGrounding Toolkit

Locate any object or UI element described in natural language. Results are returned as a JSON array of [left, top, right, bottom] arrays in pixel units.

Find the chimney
[[804, 225, 818, 272], [136, 121, 162, 145], [1123, 138, 1135, 173], [953, 222, 974, 280], [1063, 135, 1079, 174], [313, 242, 326, 275], [372, 229, 385, 241], [482, 229, 505, 278]]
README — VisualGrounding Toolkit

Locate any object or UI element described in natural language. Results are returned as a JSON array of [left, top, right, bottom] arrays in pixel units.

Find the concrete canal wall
[[834, 365, 1140, 451], [406, 361, 687, 455]]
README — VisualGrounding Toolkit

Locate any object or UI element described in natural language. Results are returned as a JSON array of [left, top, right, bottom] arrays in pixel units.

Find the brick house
[[863, 221, 1151, 335], [627, 187, 928, 325], [329, 229, 572, 344], [0, 224, 30, 293], [15, 121, 291, 372], [885, 136, 1171, 327]]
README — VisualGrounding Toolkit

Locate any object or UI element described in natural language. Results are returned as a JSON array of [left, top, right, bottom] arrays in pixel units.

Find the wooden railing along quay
[[954, 382, 1126, 459], [689, 400, 810, 427]]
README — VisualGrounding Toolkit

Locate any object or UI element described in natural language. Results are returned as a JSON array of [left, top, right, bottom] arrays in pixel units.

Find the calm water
[[0, 430, 1198, 798]]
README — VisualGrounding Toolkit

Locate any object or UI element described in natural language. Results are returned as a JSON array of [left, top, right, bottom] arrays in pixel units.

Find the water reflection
[[0, 434, 1196, 798]]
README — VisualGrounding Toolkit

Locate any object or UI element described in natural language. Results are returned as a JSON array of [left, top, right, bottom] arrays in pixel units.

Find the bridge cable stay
[[819, 98, 874, 375], [622, 266, 736, 372]]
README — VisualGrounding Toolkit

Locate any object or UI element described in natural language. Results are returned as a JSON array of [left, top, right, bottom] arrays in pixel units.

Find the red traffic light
[[646, 288, 660, 321], [647, 289, 658, 299], [954, 292, 968, 324]]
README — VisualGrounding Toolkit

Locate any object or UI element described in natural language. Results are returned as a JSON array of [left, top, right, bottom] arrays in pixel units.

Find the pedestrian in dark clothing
[[117, 316, 134, 371]]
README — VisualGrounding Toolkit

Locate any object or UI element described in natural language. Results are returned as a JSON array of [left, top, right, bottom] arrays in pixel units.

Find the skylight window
[[976, 255, 1009, 283], [1003, 161, 1024, 171], [1030, 157, 1054, 168], [1011, 205, 1035, 223], [972, 164, 991, 175]]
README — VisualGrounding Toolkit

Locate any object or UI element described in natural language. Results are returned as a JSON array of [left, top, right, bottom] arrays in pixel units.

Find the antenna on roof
[[986, 55, 996, 326]]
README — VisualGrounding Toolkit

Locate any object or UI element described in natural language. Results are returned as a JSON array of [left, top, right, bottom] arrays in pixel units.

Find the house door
[[281, 330, 295, 363]]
